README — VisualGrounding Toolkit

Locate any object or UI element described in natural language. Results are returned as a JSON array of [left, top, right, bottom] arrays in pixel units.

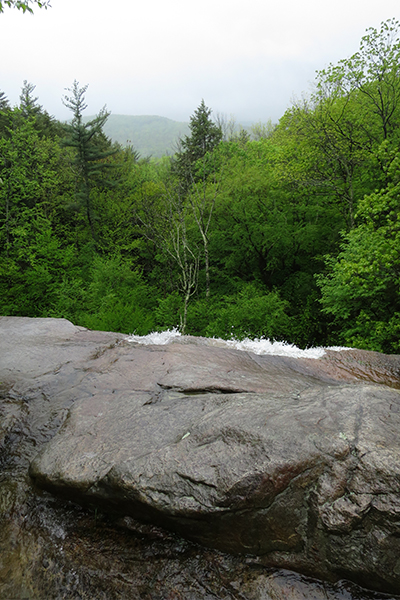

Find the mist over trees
[[1, 18, 400, 352]]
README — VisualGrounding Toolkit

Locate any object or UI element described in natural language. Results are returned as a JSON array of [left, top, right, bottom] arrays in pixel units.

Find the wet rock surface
[[1, 316, 400, 599]]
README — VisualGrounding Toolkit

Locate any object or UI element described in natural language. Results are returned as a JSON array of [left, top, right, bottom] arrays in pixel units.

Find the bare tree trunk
[[138, 182, 199, 333], [187, 154, 222, 298]]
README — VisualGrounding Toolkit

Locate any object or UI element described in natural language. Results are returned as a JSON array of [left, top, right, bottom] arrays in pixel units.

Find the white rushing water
[[127, 328, 182, 346], [126, 329, 349, 359]]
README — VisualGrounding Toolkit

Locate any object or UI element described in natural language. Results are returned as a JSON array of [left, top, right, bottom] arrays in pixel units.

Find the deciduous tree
[[317, 150, 400, 353], [138, 178, 200, 334]]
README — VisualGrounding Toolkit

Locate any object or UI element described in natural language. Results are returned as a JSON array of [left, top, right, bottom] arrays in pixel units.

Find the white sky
[[1, 0, 399, 123]]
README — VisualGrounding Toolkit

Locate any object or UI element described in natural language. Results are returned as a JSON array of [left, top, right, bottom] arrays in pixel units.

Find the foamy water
[[126, 329, 349, 359], [127, 328, 182, 346]]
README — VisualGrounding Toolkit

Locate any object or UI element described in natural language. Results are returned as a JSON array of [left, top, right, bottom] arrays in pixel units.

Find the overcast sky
[[1, 0, 399, 124]]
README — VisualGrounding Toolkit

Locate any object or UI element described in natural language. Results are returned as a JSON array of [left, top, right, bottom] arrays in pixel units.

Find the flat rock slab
[[2, 317, 400, 594]]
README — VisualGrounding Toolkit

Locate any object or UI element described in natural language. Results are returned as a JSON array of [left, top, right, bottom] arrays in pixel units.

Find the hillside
[[99, 114, 190, 158]]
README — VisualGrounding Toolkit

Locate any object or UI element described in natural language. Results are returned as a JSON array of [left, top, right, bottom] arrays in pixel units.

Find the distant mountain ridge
[[98, 114, 190, 158]]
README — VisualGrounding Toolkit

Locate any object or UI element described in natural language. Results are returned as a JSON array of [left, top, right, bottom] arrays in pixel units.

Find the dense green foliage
[[2, 19, 400, 352]]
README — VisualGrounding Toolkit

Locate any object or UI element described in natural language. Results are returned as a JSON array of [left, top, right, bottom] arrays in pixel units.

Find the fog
[[1, 0, 399, 123]]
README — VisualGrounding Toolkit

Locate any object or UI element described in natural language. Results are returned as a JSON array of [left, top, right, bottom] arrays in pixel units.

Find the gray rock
[[30, 383, 400, 593], [2, 316, 400, 597]]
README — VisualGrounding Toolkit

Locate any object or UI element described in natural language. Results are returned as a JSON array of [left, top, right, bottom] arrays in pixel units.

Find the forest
[[1, 19, 400, 353]]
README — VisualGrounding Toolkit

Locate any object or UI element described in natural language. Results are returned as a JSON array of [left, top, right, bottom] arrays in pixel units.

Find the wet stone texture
[[1, 316, 400, 599]]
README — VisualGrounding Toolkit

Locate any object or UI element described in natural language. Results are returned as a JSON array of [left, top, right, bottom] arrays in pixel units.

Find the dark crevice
[[156, 383, 249, 395], [183, 387, 249, 395]]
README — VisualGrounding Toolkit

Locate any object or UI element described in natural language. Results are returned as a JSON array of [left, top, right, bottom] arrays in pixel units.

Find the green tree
[[309, 19, 400, 352], [19, 81, 41, 118], [206, 134, 343, 346], [62, 81, 116, 245], [321, 18, 400, 143], [0, 91, 11, 137], [74, 255, 158, 335], [203, 283, 291, 341], [0, 91, 9, 111], [0, 208, 77, 317], [19, 81, 62, 139], [172, 101, 223, 297], [278, 97, 366, 229], [317, 150, 400, 353], [0, 111, 76, 319], [138, 176, 200, 334], [276, 19, 400, 231], [174, 99, 222, 183], [0, 112, 62, 252]]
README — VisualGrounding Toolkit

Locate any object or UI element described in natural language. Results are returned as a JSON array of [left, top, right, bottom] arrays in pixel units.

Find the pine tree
[[0, 91, 9, 112], [0, 91, 11, 137], [174, 99, 222, 184], [19, 81, 41, 118], [62, 81, 116, 244], [18, 81, 63, 139], [182, 99, 222, 162]]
